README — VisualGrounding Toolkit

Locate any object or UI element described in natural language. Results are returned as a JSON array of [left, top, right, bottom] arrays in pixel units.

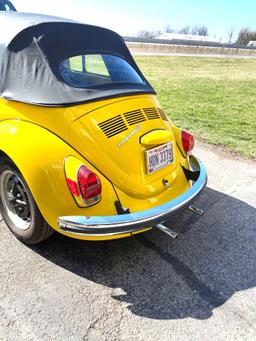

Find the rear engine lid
[[69, 95, 181, 199]]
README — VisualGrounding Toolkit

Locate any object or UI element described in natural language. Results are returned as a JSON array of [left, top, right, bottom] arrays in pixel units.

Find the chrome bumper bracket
[[156, 223, 178, 239], [187, 205, 204, 216]]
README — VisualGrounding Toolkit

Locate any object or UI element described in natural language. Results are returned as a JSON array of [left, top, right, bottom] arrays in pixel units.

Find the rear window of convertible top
[[59, 54, 145, 88]]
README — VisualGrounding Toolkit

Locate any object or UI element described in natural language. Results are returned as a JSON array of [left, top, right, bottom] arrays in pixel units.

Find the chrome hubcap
[[0, 170, 31, 230]]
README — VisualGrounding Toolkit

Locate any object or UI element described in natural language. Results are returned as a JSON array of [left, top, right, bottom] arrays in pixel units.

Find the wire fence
[[123, 36, 256, 50]]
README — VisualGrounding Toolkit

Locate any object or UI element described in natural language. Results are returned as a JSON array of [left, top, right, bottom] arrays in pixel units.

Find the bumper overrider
[[58, 155, 207, 237]]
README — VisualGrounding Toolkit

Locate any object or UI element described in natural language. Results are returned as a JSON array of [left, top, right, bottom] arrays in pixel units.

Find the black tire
[[0, 158, 54, 245]]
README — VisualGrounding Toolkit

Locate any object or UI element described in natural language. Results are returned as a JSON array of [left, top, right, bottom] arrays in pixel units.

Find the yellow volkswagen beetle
[[0, 12, 207, 245]]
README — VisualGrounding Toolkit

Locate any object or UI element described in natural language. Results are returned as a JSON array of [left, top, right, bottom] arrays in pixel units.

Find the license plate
[[146, 142, 173, 174]]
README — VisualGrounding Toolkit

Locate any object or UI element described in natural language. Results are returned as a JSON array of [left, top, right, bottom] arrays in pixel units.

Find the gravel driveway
[[0, 143, 255, 341]]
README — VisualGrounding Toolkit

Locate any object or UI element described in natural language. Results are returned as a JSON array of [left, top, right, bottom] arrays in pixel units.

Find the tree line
[[236, 28, 256, 45], [137, 25, 209, 39], [137, 25, 256, 45]]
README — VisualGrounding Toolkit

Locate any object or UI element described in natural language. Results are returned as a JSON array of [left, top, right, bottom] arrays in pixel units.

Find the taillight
[[66, 178, 79, 196], [66, 160, 102, 207], [77, 165, 102, 205], [181, 130, 195, 154]]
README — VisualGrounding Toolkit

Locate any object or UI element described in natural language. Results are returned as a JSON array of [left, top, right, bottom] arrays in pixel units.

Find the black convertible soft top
[[0, 12, 155, 106], [0, 0, 16, 12]]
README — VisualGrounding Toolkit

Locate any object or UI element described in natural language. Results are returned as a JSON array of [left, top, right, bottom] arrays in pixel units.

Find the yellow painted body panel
[[0, 94, 190, 241]]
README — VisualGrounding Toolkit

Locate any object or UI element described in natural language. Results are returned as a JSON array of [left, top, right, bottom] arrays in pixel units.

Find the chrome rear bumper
[[58, 155, 207, 237]]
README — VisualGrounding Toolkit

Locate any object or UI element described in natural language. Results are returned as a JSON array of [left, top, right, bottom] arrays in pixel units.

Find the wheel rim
[[0, 170, 32, 230]]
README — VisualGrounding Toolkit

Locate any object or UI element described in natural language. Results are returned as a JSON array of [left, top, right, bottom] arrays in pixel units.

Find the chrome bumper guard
[[58, 155, 207, 237]]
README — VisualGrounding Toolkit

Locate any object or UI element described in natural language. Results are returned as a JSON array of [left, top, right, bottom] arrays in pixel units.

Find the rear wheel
[[0, 159, 54, 245]]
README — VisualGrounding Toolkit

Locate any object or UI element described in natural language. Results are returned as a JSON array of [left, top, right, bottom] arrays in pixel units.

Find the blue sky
[[15, 0, 256, 42]]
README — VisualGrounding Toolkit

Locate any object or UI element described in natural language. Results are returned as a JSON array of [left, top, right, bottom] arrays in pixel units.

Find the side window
[[85, 55, 109, 77], [69, 56, 83, 72], [67, 55, 110, 77]]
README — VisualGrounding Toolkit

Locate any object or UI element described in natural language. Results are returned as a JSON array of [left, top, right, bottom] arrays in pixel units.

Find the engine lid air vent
[[98, 107, 166, 138], [98, 115, 128, 138], [143, 107, 161, 120], [157, 108, 169, 121], [124, 109, 146, 126]]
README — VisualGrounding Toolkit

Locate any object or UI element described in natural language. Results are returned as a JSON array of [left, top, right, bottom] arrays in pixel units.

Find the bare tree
[[227, 27, 235, 44], [153, 30, 162, 38], [163, 24, 209, 36], [178, 26, 191, 35], [137, 30, 162, 39], [164, 25, 175, 33], [191, 25, 208, 36], [236, 27, 256, 45], [197, 25, 208, 36], [137, 30, 155, 39], [191, 25, 198, 35]]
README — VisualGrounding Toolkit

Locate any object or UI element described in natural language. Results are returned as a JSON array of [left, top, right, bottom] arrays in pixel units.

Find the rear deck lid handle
[[140, 130, 173, 147]]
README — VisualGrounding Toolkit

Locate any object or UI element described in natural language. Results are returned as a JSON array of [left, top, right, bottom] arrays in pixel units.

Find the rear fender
[[0, 120, 117, 229]]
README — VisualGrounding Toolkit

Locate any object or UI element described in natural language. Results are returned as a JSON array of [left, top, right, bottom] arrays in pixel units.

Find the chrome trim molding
[[58, 155, 207, 237]]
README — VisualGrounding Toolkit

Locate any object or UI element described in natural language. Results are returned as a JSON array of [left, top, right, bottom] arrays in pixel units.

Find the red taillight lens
[[77, 166, 102, 202], [181, 130, 195, 154], [66, 178, 79, 196]]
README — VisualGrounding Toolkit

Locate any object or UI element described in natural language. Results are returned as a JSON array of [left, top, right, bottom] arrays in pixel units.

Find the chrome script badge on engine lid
[[146, 142, 174, 174]]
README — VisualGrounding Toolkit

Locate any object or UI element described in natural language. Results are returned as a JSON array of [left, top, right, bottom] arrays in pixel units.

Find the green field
[[135, 56, 256, 158]]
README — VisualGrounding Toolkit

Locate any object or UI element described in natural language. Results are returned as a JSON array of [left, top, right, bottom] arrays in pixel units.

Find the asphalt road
[[0, 142, 256, 341]]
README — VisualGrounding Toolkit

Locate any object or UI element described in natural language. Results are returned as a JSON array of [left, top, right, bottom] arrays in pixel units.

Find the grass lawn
[[135, 56, 256, 158]]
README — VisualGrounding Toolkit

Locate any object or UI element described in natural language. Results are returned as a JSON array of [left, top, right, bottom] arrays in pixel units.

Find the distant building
[[157, 33, 219, 43], [247, 41, 256, 47]]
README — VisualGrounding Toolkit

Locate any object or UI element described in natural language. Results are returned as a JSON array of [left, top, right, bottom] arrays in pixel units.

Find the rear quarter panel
[[0, 120, 118, 234]]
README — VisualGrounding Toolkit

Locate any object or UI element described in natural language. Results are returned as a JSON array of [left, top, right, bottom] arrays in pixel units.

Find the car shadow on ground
[[32, 187, 256, 320]]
